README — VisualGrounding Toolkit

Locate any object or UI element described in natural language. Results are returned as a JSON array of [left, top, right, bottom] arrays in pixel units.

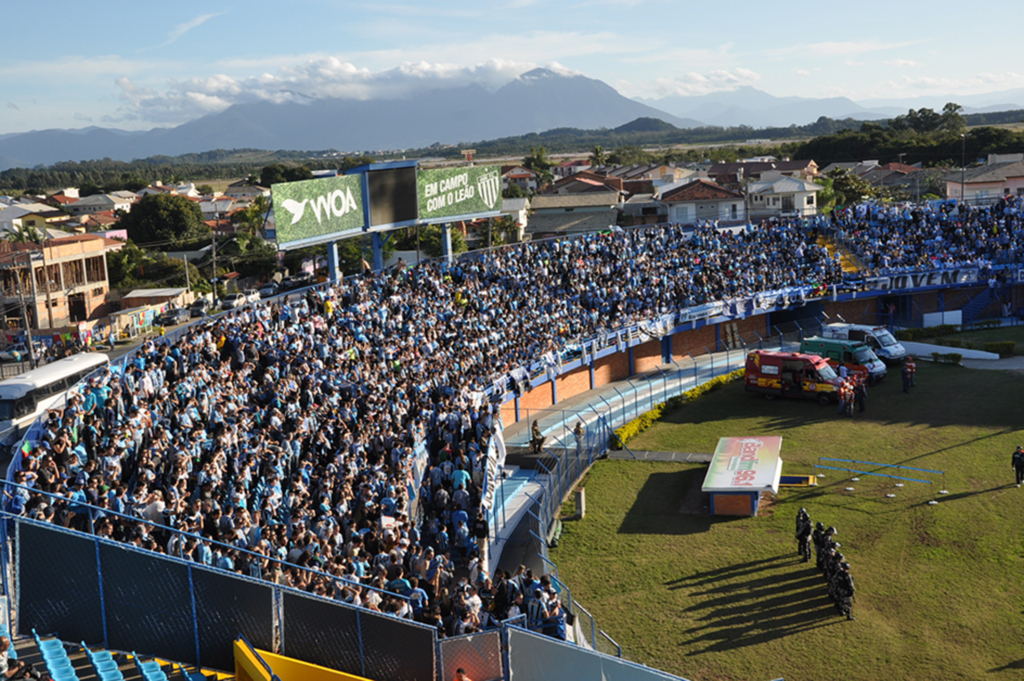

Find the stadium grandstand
[[1, 199, 1023, 681]]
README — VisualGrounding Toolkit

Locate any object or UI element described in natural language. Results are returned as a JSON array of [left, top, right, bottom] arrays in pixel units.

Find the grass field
[[549, 361, 1024, 681]]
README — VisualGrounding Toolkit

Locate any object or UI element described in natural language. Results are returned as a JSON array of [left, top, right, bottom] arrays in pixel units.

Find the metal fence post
[[356, 609, 366, 678], [94, 536, 109, 649], [187, 563, 201, 668]]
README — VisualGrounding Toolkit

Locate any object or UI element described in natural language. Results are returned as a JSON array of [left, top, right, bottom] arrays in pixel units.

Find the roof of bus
[[0, 353, 110, 400]]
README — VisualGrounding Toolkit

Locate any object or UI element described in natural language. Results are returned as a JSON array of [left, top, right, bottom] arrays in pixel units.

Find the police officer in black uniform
[[817, 526, 836, 571], [834, 562, 856, 620], [795, 508, 812, 562], [812, 521, 825, 568]]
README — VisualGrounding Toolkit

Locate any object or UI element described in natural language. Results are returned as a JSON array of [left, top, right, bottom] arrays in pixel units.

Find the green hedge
[[611, 369, 745, 449], [931, 352, 963, 364], [982, 341, 1016, 357], [896, 324, 961, 342]]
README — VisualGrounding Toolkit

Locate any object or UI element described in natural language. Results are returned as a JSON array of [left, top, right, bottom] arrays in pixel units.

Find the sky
[[3, 0, 1024, 134]]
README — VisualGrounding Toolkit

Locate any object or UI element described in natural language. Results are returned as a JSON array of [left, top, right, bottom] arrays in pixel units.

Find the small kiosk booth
[[702, 436, 783, 517]]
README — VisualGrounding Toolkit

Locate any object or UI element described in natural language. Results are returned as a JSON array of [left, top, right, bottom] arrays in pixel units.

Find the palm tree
[[6, 224, 42, 244], [589, 145, 606, 167]]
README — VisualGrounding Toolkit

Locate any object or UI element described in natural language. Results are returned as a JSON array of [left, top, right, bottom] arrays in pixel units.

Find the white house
[[658, 179, 746, 224], [200, 196, 237, 219], [66, 194, 133, 216], [224, 180, 270, 200], [746, 175, 823, 218]]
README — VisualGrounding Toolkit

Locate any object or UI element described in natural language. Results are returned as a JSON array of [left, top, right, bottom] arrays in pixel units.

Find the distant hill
[[0, 68, 701, 170], [614, 117, 678, 133]]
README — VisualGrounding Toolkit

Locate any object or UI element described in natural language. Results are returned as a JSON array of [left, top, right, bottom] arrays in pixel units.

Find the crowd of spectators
[[828, 197, 1024, 275], [2, 220, 843, 637]]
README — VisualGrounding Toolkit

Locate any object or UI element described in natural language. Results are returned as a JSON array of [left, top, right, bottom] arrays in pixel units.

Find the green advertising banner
[[417, 166, 502, 222], [271, 174, 365, 246], [701, 436, 783, 492]]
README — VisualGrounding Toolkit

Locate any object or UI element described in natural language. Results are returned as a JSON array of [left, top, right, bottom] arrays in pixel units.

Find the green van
[[799, 336, 887, 384]]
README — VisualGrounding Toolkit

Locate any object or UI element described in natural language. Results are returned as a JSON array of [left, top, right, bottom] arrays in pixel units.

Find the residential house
[[546, 170, 624, 196], [174, 183, 200, 198], [120, 287, 192, 310], [66, 193, 133, 216], [821, 160, 879, 176], [944, 155, 1024, 203], [200, 196, 237, 220], [658, 179, 746, 225], [137, 182, 177, 197], [109, 190, 140, 205], [708, 159, 819, 190], [620, 193, 666, 226], [527, 193, 623, 236], [500, 197, 530, 240], [552, 159, 591, 179], [0, 233, 121, 330], [224, 180, 270, 200], [860, 163, 923, 189], [0, 203, 73, 235], [747, 174, 823, 218], [500, 166, 539, 193]]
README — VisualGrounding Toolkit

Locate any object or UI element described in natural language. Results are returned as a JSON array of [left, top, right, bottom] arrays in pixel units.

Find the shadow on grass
[[911, 483, 1016, 507], [677, 557, 845, 655], [618, 468, 749, 535], [988, 658, 1024, 673], [665, 554, 794, 587]]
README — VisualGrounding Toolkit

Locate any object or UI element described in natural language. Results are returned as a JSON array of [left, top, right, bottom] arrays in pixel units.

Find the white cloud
[[645, 68, 761, 97], [147, 12, 227, 50], [111, 58, 548, 123], [843, 60, 865, 67], [794, 69, 811, 77], [803, 40, 919, 56], [884, 59, 922, 68]]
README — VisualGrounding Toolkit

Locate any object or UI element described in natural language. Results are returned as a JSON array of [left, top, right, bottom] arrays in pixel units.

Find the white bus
[[0, 353, 110, 447]]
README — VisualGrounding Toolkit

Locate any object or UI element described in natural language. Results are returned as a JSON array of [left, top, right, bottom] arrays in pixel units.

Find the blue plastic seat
[[98, 670, 124, 681], [143, 671, 169, 681], [32, 629, 64, 653]]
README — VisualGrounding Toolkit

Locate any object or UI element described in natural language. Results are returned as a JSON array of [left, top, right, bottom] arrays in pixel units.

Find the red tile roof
[[660, 179, 745, 202]]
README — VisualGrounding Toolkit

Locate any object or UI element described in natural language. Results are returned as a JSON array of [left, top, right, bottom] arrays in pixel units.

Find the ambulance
[[822, 323, 908, 364], [799, 337, 886, 384], [745, 350, 842, 405]]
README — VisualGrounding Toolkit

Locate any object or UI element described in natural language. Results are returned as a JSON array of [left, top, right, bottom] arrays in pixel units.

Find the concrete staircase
[[817, 235, 861, 274]]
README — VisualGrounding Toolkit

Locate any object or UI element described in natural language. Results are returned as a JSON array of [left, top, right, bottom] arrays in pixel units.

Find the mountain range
[[3, 68, 1024, 171]]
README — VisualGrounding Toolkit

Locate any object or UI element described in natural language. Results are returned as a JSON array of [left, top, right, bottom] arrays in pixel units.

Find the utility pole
[[211, 211, 218, 307], [960, 133, 967, 208], [183, 252, 191, 292], [9, 254, 36, 369]]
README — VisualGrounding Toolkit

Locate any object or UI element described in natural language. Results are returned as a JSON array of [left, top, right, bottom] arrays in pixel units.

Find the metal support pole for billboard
[[371, 232, 386, 272], [327, 241, 341, 284], [441, 223, 454, 263]]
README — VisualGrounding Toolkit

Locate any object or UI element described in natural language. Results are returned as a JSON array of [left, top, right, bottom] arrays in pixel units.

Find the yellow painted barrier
[[233, 641, 375, 681]]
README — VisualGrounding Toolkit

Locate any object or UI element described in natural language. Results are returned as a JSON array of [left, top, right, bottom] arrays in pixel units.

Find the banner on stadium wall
[[417, 166, 502, 222], [677, 301, 725, 324], [865, 268, 977, 291], [702, 436, 783, 494], [481, 440, 499, 511], [271, 174, 365, 246], [1016, 269, 1024, 284]]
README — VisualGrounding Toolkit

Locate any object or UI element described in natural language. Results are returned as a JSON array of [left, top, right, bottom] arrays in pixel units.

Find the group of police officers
[[795, 508, 856, 621]]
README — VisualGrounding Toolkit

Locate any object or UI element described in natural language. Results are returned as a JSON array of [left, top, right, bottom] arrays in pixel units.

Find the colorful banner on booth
[[702, 436, 783, 493]]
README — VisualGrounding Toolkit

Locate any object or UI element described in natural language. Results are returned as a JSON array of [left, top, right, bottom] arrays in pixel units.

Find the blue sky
[[3, 0, 1023, 133]]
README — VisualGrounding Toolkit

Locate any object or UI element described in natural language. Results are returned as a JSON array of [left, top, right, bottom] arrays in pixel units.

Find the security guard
[[906, 356, 917, 387]]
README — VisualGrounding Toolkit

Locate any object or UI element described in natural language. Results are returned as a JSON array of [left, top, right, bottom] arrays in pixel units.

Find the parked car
[[0, 342, 44, 363], [156, 307, 191, 327], [244, 289, 261, 304], [219, 292, 247, 311], [189, 298, 211, 318], [282, 272, 315, 290], [258, 283, 280, 299]]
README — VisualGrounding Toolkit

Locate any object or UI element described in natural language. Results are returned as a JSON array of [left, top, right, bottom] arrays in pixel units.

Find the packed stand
[[828, 198, 1024, 275], [4, 222, 842, 635]]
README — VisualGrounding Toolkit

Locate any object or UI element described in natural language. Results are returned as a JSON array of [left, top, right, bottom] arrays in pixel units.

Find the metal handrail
[[600, 629, 622, 658]]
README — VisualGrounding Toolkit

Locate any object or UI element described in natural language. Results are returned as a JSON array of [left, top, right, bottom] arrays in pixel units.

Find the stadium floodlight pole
[[960, 133, 966, 206], [212, 210, 219, 307]]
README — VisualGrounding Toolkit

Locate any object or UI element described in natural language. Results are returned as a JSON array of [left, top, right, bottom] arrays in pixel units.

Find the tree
[[939, 103, 967, 135], [260, 164, 313, 187], [233, 195, 271, 235], [502, 183, 526, 199], [420, 225, 467, 258], [607, 145, 651, 166], [118, 194, 210, 246], [218, 232, 278, 278], [826, 168, 877, 206], [523, 146, 552, 173], [106, 240, 208, 292], [6, 223, 42, 243], [589, 145, 606, 167], [195, 184, 215, 196]]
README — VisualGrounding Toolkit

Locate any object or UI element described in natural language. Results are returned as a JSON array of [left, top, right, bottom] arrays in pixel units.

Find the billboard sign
[[702, 436, 783, 493], [271, 174, 365, 247], [418, 166, 502, 222]]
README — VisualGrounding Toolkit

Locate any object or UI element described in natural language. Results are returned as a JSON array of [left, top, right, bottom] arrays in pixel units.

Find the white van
[[821, 323, 908, 364]]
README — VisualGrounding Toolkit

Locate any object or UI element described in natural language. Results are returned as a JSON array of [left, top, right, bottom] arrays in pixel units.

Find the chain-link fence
[[11, 513, 438, 677], [437, 630, 503, 681]]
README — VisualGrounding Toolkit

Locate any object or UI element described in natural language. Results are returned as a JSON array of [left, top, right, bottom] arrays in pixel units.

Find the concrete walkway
[[961, 355, 1024, 371], [607, 450, 713, 462]]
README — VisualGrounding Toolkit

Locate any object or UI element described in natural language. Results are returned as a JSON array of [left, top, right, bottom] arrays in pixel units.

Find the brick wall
[[672, 323, 715, 359], [593, 351, 629, 385], [555, 365, 591, 403], [633, 339, 662, 374], [821, 299, 881, 325], [519, 382, 553, 413]]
